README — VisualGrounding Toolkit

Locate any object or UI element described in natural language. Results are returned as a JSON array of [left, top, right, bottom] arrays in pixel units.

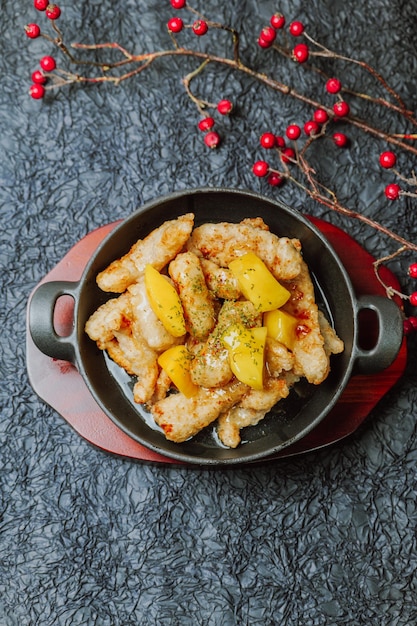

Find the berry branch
[[300, 31, 416, 124], [25, 1, 417, 334], [26, 4, 417, 156]]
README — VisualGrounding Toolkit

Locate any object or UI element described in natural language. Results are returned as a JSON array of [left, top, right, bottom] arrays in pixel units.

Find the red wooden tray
[[26, 217, 407, 463]]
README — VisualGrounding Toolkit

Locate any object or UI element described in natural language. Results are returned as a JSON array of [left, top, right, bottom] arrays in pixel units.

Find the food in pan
[[85, 213, 344, 448]]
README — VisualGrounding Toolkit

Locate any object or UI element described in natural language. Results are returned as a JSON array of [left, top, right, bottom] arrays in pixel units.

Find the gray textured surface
[[1, 0, 417, 624]]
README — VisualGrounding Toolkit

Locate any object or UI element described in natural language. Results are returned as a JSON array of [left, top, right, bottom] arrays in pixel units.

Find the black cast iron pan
[[28, 188, 403, 465]]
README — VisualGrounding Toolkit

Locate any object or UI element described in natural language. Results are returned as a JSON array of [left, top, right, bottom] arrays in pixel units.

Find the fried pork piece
[[189, 300, 262, 388], [84, 289, 160, 403], [127, 278, 180, 352], [168, 251, 216, 340], [188, 337, 232, 389], [318, 310, 344, 356], [217, 408, 266, 448], [200, 258, 242, 300], [109, 330, 158, 404], [187, 219, 303, 281], [151, 380, 248, 443], [265, 337, 295, 377], [217, 377, 290, 448], [148, 367, 172, 404], [84, 292, 132, 348], [240, 217, 271, 231], [96, 213, 195, 293], [239, 376, 290, 411], [283, 260, 344, 385]]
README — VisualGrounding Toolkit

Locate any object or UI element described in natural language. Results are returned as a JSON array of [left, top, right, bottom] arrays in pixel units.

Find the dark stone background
[[1, 0, 417, 623]]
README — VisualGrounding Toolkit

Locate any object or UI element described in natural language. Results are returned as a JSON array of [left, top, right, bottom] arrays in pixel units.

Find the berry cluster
[[404, 263, 417, 335], [26, 1, 61, 99], [256, 15, 306, 53], [257, 14, 310, 68], [254, 10, 417, 208], [379, 150, 401, 199], [378, 149, 417, 201], [253, 12, 353, 185], [167, 0, 209, 37], [252, 104, 349, 187], [197, 99, 233, 148]]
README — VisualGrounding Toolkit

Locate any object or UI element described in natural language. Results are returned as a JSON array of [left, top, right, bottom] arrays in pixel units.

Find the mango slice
[[264, 309, 298, 351], [158, 345, 198, 398], [228, 252, 291, 312], [221, 323, 267, 390], [144, 264, 186, 337]]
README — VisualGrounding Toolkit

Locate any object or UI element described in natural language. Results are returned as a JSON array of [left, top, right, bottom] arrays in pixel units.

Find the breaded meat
[[187, 219, 302, 281], [96, 213, 194, 293], [151, 380, 248, 443], [217, 377, 290, 448], [283, 260, 344, 385], [168, 251, 216, 340]]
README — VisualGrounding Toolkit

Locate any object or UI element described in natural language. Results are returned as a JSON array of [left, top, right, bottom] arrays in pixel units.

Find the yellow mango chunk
[[158, 345, 198, 398], [221, 323, 267, 390], [144, 264, 186, 337], [264, 309, 298, 351], [228, 252, 291, 312]]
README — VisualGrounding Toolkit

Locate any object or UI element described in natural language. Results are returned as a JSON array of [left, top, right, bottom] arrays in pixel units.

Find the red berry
[[40, 56, 56, 71], [34, 0, 48, 9], [192, 20, 208, 36], [304, 120, 320, 136], [252, 160, 269, 177], [403, 319, 414, 335], [29, 84, 45, 99], [281, 147, 296, 163], [217, 99, 233, 115], [167, 17, 183, 33], [326, 78, 342, 94], [286, 124, 301, 140], [46, 4, 61, 19], [409, 316, 417, 330], [408, 263, 417, 278], [204, 131, 221, 149], [410, 292, 417, 307], [25, 23, 41, 38], [289, 21, 305, 36], [384, 183, 401, 200], [333, 132, 349, 147], [270, 13, 285, 29], [260, 132, 276, 149], [292, 43, 309, 63], [379, 151, 397, 169], [258, 36, 273, 49], [275, 135, 286, 149], [31, 70, 47, 85], [313, 108, 329, 124], [333, 101, 350, 117], [198, 117, 215, 132], [260, 26, 276, 43], [267, 172, 283, 186], [170, 0, 186, 7]]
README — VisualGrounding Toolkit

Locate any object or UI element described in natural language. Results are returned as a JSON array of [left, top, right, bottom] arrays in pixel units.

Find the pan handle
[[28, 281, 80, 363], [354, 294, 404, 374]]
